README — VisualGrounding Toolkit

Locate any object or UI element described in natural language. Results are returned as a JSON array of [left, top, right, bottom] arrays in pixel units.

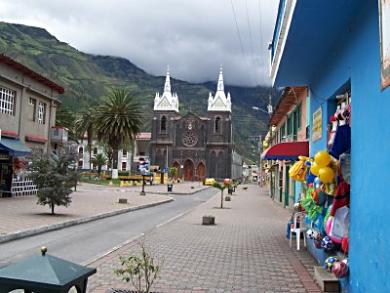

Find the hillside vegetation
[[0, 22, 270, 161]]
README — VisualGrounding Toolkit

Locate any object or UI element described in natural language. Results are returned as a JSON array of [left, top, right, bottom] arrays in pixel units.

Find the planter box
[[202, 215, 215, 225]]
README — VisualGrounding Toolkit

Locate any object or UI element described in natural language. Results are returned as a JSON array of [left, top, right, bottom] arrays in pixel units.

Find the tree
[[55, 105, 77, 140], [28, 149, 76, 215], [75, 105, 96, 171], [212, 181, 227, 209], [115, 241, 162, 293], [95, 89, 143, 177], [92, 153, 107, 176]]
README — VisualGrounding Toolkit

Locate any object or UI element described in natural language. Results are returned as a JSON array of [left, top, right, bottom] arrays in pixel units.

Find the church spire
[[207, 66, 231, 112], [217, 65, 224, 92], [154, 66, 179, 112], [164, 65, 171, 93]]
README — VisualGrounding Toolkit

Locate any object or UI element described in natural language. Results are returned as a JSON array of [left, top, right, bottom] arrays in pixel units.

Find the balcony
[[51, 126, 68, 144]]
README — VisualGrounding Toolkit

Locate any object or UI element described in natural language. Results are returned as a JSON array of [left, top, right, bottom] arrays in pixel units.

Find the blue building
[[270, 1, 390, 292]]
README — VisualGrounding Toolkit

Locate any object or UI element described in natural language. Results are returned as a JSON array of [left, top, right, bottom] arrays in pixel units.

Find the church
[[150, 68, 242, 181]]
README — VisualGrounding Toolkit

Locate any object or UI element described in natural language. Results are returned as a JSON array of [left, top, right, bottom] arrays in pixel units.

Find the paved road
[[0, 188, 217, 268]]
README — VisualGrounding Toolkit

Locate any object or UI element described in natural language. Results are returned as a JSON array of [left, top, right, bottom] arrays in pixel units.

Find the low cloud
[[0, 0, 279, 86]]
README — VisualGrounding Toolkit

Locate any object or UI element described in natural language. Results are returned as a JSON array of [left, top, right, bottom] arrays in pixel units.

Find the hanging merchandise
[[310, 162, 320, 176], [289, 158, 307, 182], [318, 166, 335, 183], [314, 150, 332, 167], [330, 124, 351, 159], [325, 216, 343, 244], [341, 237, 349, 254], [324, 256, 339, 272], [332, 259, 349, 278], [331, 206, 350, 240], [330, 176, 350, 216]]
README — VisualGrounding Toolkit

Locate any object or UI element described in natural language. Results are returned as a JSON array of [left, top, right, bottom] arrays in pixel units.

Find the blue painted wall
[[305, 2, 390, 292]]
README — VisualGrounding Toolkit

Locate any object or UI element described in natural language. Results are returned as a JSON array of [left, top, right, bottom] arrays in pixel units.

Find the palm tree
[[92, 153, 107, 177], [55, 105, 77, 140], [95, 89, 143, 177], [75, 107, 95, 171]]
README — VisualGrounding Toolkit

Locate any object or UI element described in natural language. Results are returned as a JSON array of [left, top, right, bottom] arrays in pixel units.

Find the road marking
[[82, 232, 145, 266], [155, 213, 184, 228]]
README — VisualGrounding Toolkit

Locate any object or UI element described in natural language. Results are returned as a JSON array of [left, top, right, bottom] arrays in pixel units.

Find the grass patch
[[80, 177, 121, 186]]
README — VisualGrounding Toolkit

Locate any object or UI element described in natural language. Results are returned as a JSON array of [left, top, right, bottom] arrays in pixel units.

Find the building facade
[[0, 54, 64, 196], [151, 68, 240, 181], [270, 1, 390, 291], [262, 86, 309, 209], [76, 132, 151, 172]]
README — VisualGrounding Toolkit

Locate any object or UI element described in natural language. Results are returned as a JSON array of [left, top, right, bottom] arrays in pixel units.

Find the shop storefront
[[0, 137, 31, 197], [270, 1, 390, 291]]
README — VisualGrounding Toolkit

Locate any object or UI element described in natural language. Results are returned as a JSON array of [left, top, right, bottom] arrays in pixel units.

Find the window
[[29, 98, 37, 121], [0, 87, 16, 115], [37, 101, 46, 124], [215, 116, 221, 132], [161, 116, 167, 131], [122, 150, 127, 157], [296, 103, 302, 129], [79, 147, 83, 155], [122, 162, 127, 171], [93, 147, 98, 155]]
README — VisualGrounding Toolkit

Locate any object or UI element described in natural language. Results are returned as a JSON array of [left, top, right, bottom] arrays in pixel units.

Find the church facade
[[150, 68, 241, 181]]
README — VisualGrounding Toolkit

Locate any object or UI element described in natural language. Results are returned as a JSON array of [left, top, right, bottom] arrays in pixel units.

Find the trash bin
[[167, 184, 173, 192]]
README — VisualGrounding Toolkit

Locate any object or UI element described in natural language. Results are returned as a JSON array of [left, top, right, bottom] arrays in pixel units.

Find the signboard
[[312, 107, 323, 141], [379, 0, 390, 90]]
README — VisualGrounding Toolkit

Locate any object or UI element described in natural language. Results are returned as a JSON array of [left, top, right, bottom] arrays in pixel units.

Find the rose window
[[182, 131, 198, 147]]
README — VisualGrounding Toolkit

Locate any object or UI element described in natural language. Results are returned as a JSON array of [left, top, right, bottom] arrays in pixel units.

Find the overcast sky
[[0, 0, 279, 87]]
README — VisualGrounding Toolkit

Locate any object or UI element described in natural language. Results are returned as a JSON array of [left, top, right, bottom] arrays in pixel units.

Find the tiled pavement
[[0, 182, 178, 235], [87, 185, 321, 293]]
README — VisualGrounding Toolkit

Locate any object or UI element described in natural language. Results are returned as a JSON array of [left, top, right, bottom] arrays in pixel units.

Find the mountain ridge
[[0, 21, 269, 161]]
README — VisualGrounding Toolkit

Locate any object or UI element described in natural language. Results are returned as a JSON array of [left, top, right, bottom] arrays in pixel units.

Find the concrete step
[[314, 266, 340, 292]]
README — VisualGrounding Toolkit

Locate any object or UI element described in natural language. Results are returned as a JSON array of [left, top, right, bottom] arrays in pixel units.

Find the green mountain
[[0, 22, 270, 161]]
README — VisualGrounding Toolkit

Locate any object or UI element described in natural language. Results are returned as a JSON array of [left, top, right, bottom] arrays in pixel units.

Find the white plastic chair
[[289, 212, 307, 250]]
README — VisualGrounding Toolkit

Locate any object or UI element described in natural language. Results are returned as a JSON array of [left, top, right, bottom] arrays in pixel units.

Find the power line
[[229, 0, 256, 86]]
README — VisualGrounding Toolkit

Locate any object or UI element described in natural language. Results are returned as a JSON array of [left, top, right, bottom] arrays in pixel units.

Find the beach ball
[[332, 260, 349, 278], [310, 162, 320, 176], [324, 256, 339, 272], [321, 236, 335, 251], [314, 151, 332, 167], [318, 166, 335, 183]]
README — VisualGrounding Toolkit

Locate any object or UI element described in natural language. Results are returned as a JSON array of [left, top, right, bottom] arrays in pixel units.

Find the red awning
[[262, 141, 309, 161]]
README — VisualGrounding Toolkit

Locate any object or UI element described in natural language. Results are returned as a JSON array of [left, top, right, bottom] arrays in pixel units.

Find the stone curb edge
[[147, 186, 211, 196], [0, 197, 174, 244]]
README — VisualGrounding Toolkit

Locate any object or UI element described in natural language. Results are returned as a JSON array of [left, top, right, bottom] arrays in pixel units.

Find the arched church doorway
[[183, 159, 194, 181], [172, 161, 180, 179], [197, 162, 206, 181]]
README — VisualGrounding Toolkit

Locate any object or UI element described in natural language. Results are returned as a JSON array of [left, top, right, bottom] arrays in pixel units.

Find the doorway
[[197, 162, 206, 181], [183, 159, 194, 181]]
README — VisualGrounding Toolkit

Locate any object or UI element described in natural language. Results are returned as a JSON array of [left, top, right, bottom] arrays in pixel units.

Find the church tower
[[151, 67, 180, 170], [206, 67, 233, 180]]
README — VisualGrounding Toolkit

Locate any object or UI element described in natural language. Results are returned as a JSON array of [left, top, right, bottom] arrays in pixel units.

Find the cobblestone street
[[88, 184, 320, 293]]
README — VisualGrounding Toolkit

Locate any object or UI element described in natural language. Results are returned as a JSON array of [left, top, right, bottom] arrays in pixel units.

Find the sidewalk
[[0, 182, 174, 239], [87, 184, 320, 293]]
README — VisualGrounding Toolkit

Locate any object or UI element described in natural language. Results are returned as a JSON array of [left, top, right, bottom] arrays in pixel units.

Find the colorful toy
[[310, 162, 320, 176], [341, 237, 349, 254], [325, 216, 342, 244], [314, 151, 332, 167], [324, 256, 339, 272], [318, 166, 335, 183], [321, 236, 335, 251], [332, 259, 349, 278]]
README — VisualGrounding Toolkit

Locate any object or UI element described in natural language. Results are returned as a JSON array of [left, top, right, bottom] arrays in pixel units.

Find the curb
[[147, 186, 211, 196], [0, 197, 174, 244]]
